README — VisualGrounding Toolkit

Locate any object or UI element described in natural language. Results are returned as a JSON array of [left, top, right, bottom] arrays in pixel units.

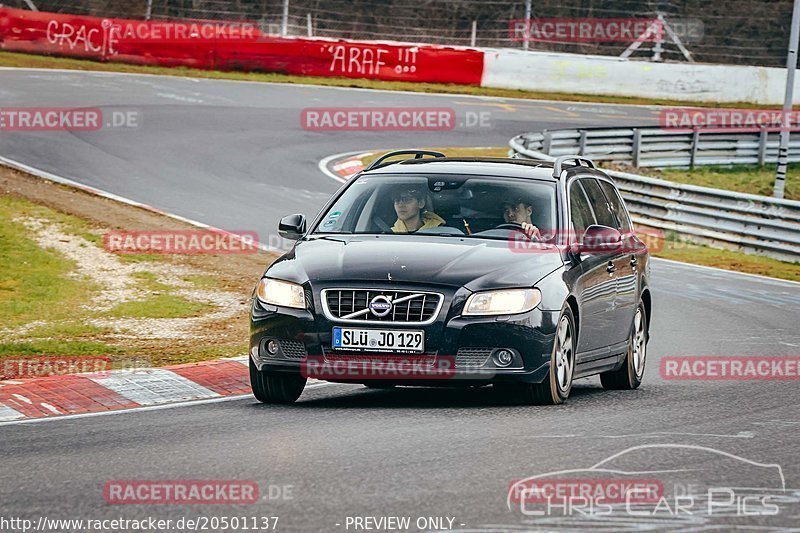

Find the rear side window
[[579, 178, 617, 229], [599, 180, 632, 232], [569, 181, 596, 237]]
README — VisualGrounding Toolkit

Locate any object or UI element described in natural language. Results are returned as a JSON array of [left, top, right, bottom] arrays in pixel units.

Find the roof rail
[[365, 150, 446, 171], [552, 155, 595, 178]]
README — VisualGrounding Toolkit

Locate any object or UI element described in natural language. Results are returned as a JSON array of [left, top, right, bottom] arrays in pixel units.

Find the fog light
[[266, 339, 280, 356], [494, 349, 514, 367]]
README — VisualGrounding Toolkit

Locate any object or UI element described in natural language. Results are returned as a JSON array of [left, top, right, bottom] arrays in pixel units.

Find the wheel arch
[[565, 295, 580, 341], [641, 288, 652, 334]]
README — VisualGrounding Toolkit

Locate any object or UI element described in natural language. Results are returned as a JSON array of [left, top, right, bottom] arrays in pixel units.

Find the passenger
[[502, 195, 542, 240], [390, 186, 445, 233]]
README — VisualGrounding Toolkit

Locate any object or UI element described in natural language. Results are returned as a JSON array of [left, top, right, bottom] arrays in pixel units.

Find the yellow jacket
[[391, 211, 446, 233]]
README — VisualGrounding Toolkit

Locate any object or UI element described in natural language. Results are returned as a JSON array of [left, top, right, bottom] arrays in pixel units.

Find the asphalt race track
[[2, 68, 800, 531]]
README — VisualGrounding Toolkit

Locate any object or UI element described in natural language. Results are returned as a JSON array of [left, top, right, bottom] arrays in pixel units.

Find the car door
[[598, 179, 646, 352], [568, 179, 616, 362], [579, 177, 631, 354]]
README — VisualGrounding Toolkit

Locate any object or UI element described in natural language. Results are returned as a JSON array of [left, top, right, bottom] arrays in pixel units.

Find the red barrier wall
[[0, 7, 483, 85]]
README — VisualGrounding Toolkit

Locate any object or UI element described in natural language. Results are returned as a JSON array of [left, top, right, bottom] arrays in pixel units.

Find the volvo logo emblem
[[368, 295, 393, 317]]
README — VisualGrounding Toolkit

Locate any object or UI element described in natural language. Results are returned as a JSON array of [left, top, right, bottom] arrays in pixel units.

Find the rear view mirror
[[578, 225, 622, 254], [278, 214, 306, 240]]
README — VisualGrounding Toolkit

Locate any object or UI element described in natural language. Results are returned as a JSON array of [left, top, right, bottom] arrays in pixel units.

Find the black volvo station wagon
[[249, 151, 652, 405]]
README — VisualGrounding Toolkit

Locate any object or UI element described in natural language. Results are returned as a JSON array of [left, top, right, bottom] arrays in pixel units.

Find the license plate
[[332, 327, 425, 353]]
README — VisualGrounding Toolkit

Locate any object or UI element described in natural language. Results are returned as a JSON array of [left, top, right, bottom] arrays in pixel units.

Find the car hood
[[267, 235, 565, 291]]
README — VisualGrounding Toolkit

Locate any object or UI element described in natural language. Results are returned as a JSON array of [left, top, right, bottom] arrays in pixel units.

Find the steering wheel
[[495, 223, 525, 231], [495, 222, 542, 242]]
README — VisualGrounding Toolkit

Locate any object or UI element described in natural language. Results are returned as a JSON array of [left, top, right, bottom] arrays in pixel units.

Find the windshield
[[314, 174, 557, 239]]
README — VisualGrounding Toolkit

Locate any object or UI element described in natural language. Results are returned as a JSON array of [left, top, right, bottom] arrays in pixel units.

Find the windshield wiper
[[312, 235, 349, 242]]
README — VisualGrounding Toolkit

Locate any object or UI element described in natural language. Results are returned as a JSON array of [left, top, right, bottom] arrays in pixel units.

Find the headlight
[[463, 288, 541, 316], [256, 278, 306, 309]]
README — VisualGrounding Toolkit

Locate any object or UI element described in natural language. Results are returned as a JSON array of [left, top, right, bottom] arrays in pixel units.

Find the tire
[[249, 357, 307, 404], [493, 305, 576, 406], [600, 302, 647, 390]]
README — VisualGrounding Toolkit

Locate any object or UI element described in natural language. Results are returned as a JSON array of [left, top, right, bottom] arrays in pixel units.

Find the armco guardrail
[[512, 127, 800, 168], [510, 133, 800, 262]]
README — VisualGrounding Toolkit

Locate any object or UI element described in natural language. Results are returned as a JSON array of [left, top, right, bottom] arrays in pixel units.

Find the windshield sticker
[[323, 211, 342, 228]]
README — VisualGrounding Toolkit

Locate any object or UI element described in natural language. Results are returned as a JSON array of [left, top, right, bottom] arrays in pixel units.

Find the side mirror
[[578, 225, 623, 254], [279, 214, 306, 241]]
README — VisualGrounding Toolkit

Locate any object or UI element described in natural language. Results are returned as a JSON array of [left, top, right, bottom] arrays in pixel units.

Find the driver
[[391, 186, 445, 233], [502, 195, 542, 240]]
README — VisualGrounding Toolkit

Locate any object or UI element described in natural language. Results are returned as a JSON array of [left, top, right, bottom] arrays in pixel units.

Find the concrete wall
[[481, 48, 798, 105]]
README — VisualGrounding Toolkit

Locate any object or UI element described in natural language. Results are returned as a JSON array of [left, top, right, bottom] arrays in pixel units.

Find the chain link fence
[[3, 0, 793, 67]]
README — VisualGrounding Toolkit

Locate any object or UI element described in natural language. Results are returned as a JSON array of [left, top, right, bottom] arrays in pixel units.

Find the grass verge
[[0, 50, 777, 109], [0, 195, 93, 329], [644, 164, 798, 201], [0, 165, 275, 374]]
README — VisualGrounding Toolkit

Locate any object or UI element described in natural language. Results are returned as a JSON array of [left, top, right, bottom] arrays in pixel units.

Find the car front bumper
[[249, 289, 559, 385]]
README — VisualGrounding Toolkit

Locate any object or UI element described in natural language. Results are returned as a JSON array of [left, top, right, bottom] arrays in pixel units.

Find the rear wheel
[[494, 305, 575, 405], [249, 358, 307, 404], [601, 303, 647, 390]]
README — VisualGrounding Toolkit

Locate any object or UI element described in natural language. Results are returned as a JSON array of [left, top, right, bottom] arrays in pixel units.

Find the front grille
[[322, 289, 443, 324], [280, 340, 308, 359], [456, 347, 493, 368]]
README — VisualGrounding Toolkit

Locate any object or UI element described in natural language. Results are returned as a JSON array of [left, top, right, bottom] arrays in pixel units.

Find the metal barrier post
[[542, 131, 552, 154], [690, 129, 700, 169], [758, 129, 768, 166], [632, 129, 642, 167]]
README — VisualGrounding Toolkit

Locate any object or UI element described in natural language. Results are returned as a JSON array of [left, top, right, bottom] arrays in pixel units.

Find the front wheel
[[249, 358, 307, 404], [494, 305, 576, 405], [601, 303, 647, 390]]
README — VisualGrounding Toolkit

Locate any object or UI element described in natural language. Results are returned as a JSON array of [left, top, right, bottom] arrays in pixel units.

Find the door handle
[[606, 261, 616, 273]]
